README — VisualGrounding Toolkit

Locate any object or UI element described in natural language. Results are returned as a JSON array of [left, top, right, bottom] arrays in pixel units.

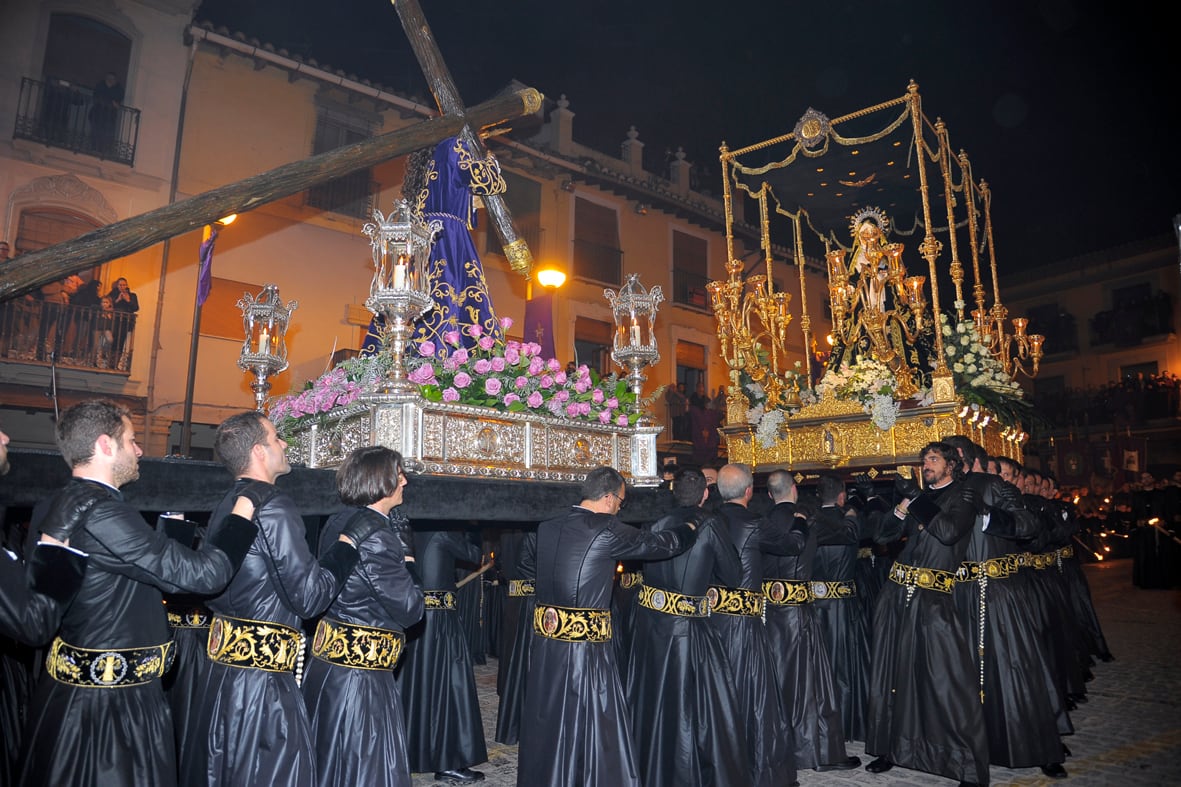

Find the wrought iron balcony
[[0, 297, 135, 373], [13, 76, 140, 166]]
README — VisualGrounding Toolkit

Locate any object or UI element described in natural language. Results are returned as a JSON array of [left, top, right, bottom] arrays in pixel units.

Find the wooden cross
[[391, 0, 534, 278], [0, 19, 541, 300]]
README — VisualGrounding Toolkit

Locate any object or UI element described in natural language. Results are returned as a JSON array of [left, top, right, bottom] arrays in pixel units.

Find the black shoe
[[1065, 698, 1078, 711], [865, 757, 894, 774], [1041, 763, 1068, 778], [434, 769, 485, 784], [817, 756, 861, 771]]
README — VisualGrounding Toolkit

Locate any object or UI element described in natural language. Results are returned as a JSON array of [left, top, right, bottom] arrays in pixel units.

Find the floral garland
[[269, 318, 640, 438]]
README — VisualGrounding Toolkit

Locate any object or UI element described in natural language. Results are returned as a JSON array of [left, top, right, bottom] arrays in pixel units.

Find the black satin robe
[[953, 472, 1064, 768], [494, 530, 536, 746], [763, 502, 849, 769], [516, 506, 692, 787], [20, 479, 239, 787], [1052, 498, 1112, 661], [180, 481, 346, 787], [810, 505, 870, 742], [866, 480, 990, 785], [396, 528, 487, 774], [302, 507, 424, 787], [710, 502, 796, 787], [626, 505, 746, 787]]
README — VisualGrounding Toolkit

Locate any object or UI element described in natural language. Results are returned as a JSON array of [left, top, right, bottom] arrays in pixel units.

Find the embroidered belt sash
[[423, 590, 457, 610], [856, 547, 873, 559], [762, 579, 812, 605], [311, 618, 404, 670], [1058, 545, 1075, 559], [619, 571, 643, 590], [167, 606, 212, 629], [707, 585, 765, 617], [206, 614, 302, 673], [888, 562, 957, 594], [809, 580, 857, 600], [637, 584, 710, 617], [533, 603, 612, 643], [508, 579, 535, 597], [957, 555, 1020, 582], [46, 637, 174, 688], [1017, 552, 1055, 570]]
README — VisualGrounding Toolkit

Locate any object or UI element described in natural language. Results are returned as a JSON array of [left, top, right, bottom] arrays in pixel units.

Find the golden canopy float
[[713, 80, 1040, 474]]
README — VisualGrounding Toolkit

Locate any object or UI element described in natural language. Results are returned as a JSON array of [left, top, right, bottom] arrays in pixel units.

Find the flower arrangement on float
[[939, 311, 1034, 427], [269, 318, 642, 439]]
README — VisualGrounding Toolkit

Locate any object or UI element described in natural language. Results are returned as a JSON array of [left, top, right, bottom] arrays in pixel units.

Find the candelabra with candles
[[825, 209, 930, 398], [972, 305, 1045, 379], [363, 199, 442, 394], [237, 284, 298, 412], [706, 186, 798, 412], [605, 274, 664, 425]]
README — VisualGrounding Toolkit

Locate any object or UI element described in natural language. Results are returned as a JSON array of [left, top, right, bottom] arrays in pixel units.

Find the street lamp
[[180, 214, 236, 457], [524, 263, 566, 359]]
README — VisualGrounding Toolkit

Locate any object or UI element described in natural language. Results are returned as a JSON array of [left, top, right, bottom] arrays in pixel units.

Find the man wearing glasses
[[517, 466, 697, 787]]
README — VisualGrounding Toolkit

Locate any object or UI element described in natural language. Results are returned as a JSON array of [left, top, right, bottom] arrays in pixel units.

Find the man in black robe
[[181, 411, 377, 787], [763, 471, 859, 772], [517, 466, 695, 787], [397, 526, 488, 783], [494, 528, 536, 746], [864, 441, 988, 787], [627, 467, 747, 786], [19, 399, 257, 787]]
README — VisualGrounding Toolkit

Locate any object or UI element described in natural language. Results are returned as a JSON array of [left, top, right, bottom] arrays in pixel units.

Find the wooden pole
[[0, 88, 541, 301]]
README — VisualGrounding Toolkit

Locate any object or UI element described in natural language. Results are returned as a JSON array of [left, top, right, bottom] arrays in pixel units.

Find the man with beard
[[517, 466, 696, 787], [943, 435, 1067, 779], [19, 400, 258, 786], [627, 467, 746, 787], [181, 411, 380, 787], [864, 441, 987, 787], [711, 463, 796, 787]]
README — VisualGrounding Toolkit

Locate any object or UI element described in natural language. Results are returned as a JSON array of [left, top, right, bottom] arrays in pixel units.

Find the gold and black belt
[[810, 580, 857, 600], [311, 618, 404, 670], [508, 579, 535, 597], [533, 603, 612, 643], [1058, 545, 1075, 559], [889, 562, 957, 594], [1017, 552, 1055, 570], [167, 606, 212, 629], [637, 584, 710, 617], [957, 555, 1019, 582], [46, 636, 174, 688], [762, 579, 812, 605], [423, 589, 457, 610], [619, 571, 643, 590], [707, 585, 765, 617], [206, 614, 302, 673]]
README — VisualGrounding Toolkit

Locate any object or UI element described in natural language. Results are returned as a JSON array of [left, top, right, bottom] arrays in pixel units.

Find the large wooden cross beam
[[0, 89, 540, 301], [392, 0, 535, 278]]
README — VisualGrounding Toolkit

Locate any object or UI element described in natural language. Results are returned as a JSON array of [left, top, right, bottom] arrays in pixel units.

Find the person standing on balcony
[[89, 71, 123, 157], [106, 277, 139, 369]]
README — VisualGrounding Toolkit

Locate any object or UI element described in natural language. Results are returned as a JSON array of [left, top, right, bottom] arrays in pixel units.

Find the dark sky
[[195, 0, 1179, 271]]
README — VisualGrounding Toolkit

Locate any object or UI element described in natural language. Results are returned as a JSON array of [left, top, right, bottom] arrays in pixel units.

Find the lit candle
[[629, 320, 641, 346], [393, 254, 409, 290], [258, 327, 270, 354]]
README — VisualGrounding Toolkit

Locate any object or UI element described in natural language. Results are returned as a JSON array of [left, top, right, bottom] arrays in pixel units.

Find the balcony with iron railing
[[672, 268, 712, 311], [572, 239, 623, 286], [13, 76, 141, 166], [0, 298, 136, 373]]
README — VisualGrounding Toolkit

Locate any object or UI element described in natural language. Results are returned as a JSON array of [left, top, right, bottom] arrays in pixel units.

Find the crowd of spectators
[[1089, 289, 1173, 346], [1034, 372, 1181, 430]]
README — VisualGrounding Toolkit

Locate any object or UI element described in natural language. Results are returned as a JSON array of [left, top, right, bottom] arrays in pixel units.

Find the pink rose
[[491, 357, 506, 372], [526, 391, 544, 408], [528, 357, 545, 375], [452, 348, 469, 365], [547, 358, 562, 373], [454, 372, 472, 389], [539, 375, 554, 389], [499, 316, 513, 330], [592, 389, 605, 404], [555, 389, 570, 402], [504, 346, 520, 365], [503, 393, 520, 406], [566, 403, 580, 418], [554, 371, 567, 385], [515, 375, 529, 389], [442, 387, 460, 402], [578, 401, 591, 416], [574, 378, 591, 394], [417, 341, 436, 357], [474, 358, 492, 374], [605, 397, 619, 409], [616, 414, 629, 426], [443, 330, 462, 346], [485, 378, 502, 396], [466, 324, 483, 338], [478, 335, 496, 351], [598, 409, 612, 424]]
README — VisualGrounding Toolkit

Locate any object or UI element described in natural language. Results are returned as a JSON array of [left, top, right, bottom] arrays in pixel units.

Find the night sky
[[194, 0, 1179, 272]]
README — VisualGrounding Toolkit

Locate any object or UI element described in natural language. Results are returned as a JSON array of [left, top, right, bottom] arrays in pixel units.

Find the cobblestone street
[[413, 558, 1181, 786]]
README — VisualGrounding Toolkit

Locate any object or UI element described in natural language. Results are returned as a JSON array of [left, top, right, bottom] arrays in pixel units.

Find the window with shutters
[[306, 110, 375, 219], [572, 198, 621, 285]]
